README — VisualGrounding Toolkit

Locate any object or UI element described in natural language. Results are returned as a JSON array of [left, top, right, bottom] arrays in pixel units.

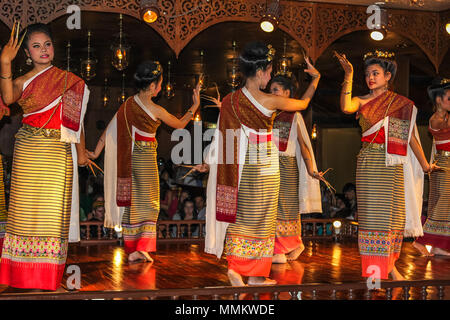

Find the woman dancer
[[336, 50, 437, 280], [0, 23, 90, 290], [413, 78, 450, 256], [0, 97, 9, 254], [269, 74, 323, 264], [205, 42, 320, 286], [88, 61, 200, 263]]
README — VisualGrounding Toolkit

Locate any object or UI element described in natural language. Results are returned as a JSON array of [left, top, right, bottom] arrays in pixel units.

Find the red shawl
[[216, 89, 275, 223], [272, 111, 296, 152], [17, 66, 85, 132], [116, 96, 161, 207], [358, 91, 414, 156]]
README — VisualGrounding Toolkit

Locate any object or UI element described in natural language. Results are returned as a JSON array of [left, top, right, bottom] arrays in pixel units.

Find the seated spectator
[[172, 199, 199, 238], [194, 195, 206, 220], [85, 195, 107, 239], [329, 194, 348, 218], [343, 183, 357, 220]]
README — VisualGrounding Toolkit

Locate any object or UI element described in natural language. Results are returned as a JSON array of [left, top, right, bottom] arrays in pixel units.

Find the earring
[[26, 57, 32, 65]]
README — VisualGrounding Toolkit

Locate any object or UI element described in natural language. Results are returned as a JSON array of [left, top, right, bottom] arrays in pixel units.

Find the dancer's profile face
[[270, 82, 290, 98], [365, 64, 390, 91], [437, 89, 450, 112], [25, 32, 54, 65]]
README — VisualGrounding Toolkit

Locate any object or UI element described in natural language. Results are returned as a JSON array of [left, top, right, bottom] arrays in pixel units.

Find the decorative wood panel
[[0, 0, 447, 72]]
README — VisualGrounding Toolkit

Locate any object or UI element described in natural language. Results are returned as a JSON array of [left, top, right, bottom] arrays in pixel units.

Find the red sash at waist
[[436, 141, 450, 152], [361, 127, 385, 144], [248, 131, 273, 144], [135, 132, 156, 142], [22, 104, 62, 129]]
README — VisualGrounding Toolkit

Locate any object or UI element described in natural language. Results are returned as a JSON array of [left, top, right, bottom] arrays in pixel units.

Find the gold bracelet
[[0, 74, 12, 79], [342, 79, 352, 85], [342, 91, 352, 95]]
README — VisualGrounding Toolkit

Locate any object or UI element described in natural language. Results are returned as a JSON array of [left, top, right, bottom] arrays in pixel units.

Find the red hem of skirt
[[124, 237, 156, 254], [415, 233, 450, 251], [227, 256, 272, 277], [0, 258, 65, 290], [274, 236, 303, 255], [360, 253, 400, 280]]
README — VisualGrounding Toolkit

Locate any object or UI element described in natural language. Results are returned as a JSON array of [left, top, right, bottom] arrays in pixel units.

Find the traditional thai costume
[[0, 155, 7, 255], [272, 111, 322, 255], [356, 90, 423, 279], [0, 98, 8, 254], [415, 124, 450, 250], [104, 95, 161, 255], [205, 87, 279, 277], [0, 65, 89, 290]]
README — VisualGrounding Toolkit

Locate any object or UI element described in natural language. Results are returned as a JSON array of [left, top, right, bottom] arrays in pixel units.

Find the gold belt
[[21, 123, 61, 139], [436, 149, 450, 157], [134, 140, 157, 147], [362, 142, 385, 150]]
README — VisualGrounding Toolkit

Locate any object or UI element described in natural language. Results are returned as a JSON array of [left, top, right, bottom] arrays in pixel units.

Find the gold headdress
[[267, 44, 276, 62], [153, 61, 162, 75], [363, 50, 395, 61], [274, 70, 292, 78], [440, 78, 450, 85]]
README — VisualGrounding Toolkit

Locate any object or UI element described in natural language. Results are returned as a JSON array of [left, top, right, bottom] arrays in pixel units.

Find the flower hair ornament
[[152, 61, 162, 75], [363, 50, 395, 61], [267, 44, 276, 62], [440, 78, 450, 86]]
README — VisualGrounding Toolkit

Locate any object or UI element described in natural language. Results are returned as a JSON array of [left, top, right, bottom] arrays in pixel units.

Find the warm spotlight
[[260, 0, 280, 33], [140, 0, 159, 24], [446, 23, 450, 35], [333, 220, 342, 229], [370, 28, 386, 41]]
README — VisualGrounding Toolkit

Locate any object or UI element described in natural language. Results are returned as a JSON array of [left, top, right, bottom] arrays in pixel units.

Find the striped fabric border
[[274, 155, 302, 254], [122, 142, 159, 254], [0, 127, 72, 290], [5, 127, 73, 238], [226, 141, 279, 277], [356, 146, 405, 279], [417, 153, 450, 250]]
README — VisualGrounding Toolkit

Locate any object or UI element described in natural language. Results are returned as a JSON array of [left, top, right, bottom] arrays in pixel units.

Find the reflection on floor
[[0, 240, 449, 299]]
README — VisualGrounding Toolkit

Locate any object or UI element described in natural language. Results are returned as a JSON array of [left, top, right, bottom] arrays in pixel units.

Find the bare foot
[[139, 251, 154, 262], [389, 266, 405, 281], [412, 241, 434, 257], [227, 269, 246, 287], [247, 277, 277, 286], [272, 254, 287, 264], [286, 243, 305, 261], [430, 247, 450, 256], [128, 251, 143, 262]]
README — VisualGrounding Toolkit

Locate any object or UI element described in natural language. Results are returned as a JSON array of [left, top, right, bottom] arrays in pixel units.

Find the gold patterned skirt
[[0, 126, 72, 290], [122, 141, 160, 254], [356, 144, 405, 280], [274, 155, 302, 255], [416, 152, 450, 250], [225, 140, 279, 277]]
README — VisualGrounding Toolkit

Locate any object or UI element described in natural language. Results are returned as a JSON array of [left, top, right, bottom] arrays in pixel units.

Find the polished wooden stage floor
[[0, 239, 449, 299]]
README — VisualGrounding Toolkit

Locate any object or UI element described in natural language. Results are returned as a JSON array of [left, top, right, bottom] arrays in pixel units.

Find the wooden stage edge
[[0, 239, 449, 300]]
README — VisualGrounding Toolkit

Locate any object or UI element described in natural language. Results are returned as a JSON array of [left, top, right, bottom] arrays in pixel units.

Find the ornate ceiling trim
[[0, 1, 447, 72]]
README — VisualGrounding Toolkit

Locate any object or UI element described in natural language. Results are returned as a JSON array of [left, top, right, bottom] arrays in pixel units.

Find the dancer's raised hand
[[304, 56, 320, 79], [1, 20, 26, 65], [334, 51, 353, 74]]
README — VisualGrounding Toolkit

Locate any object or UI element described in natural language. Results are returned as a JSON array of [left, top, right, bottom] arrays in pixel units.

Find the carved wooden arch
[[0, 1, 447, 72]]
